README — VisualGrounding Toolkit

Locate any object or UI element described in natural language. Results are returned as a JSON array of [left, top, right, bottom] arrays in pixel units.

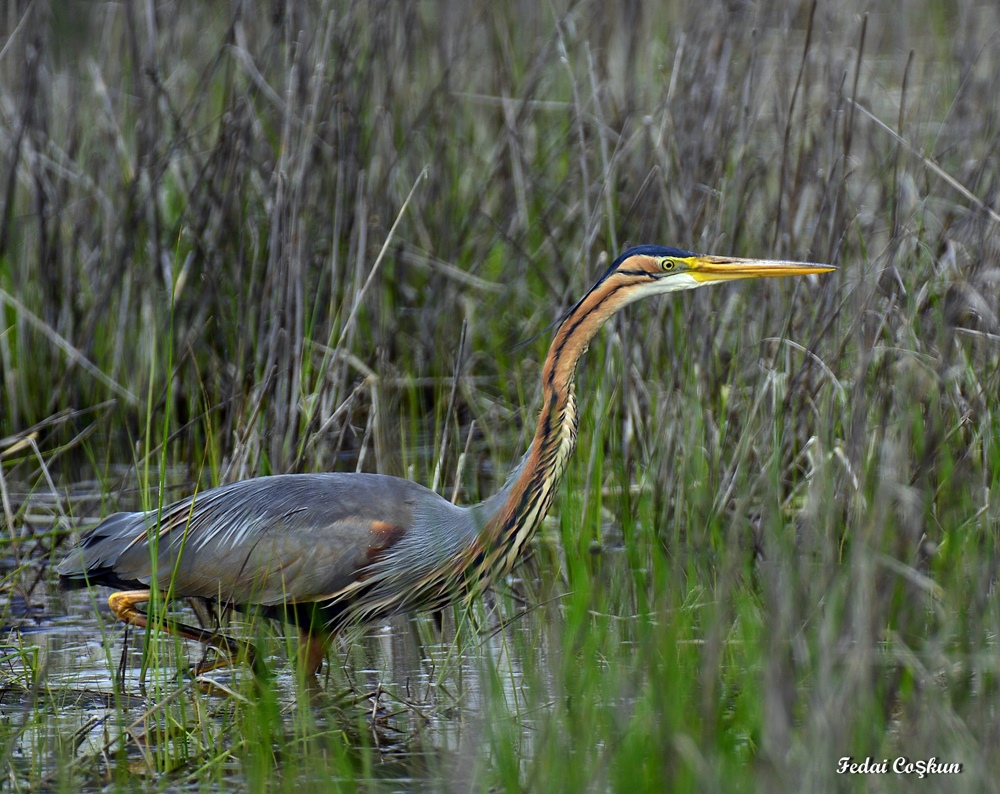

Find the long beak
[[683, 255, 836, 283]]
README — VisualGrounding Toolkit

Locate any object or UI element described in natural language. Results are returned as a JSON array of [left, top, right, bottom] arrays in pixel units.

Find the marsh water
[[8, 585, 530, 788]]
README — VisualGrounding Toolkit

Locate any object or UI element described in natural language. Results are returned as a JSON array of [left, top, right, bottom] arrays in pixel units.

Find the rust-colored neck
[[475, 278, 625, 573]]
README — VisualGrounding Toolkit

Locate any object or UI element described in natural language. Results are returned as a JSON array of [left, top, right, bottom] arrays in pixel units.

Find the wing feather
[[59, 473, 453, 606]]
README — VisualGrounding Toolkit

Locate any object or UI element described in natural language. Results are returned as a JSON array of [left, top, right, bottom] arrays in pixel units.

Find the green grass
[[2, 0, 1000, 790]]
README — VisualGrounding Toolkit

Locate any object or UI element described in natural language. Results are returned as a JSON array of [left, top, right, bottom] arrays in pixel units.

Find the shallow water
[[0, 560, 559, 790]]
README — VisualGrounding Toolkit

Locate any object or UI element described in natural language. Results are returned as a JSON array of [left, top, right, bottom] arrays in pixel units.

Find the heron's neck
[[477, 385, 579, 568], [476, 291, 619, 571]]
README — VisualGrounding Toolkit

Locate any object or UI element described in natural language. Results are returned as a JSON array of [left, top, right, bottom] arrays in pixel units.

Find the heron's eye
[[660, 258, 676, 271]]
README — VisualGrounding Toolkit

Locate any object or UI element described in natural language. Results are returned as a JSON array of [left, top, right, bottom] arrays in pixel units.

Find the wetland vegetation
[[2, 0, 1000, 790]]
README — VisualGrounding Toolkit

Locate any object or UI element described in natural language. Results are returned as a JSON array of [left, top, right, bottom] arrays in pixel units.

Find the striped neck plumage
[[477, 276, 625, 571]]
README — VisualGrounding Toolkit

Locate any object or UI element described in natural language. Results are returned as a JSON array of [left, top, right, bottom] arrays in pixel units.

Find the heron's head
[[540, 245, 836, 366], [596, 244, 836, 306]]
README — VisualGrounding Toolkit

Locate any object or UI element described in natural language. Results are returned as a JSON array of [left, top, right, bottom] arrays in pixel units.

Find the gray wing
[[57, 473, 477, 607]]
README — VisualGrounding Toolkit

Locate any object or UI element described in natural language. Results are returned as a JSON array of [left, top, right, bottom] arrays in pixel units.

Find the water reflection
[[3, 579, 549, 789]]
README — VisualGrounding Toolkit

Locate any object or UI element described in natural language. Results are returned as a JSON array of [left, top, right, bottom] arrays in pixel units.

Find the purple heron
[[58, 246, 834, 675]]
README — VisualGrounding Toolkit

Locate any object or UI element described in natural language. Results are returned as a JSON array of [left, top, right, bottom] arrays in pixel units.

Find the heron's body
[[64, 474, 472, 614], [58, 245, 834, 675]]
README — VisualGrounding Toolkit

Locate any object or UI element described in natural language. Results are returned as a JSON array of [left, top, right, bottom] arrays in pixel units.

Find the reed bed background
[[1, 0, 999, 790]]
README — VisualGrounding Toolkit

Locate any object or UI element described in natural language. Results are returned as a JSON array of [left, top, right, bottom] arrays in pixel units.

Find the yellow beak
[[682, 255, 836, 283]]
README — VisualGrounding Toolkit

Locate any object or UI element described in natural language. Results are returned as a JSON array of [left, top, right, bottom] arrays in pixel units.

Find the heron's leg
[[107, 590, 259, 674], [298, 628, 331, 677]]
